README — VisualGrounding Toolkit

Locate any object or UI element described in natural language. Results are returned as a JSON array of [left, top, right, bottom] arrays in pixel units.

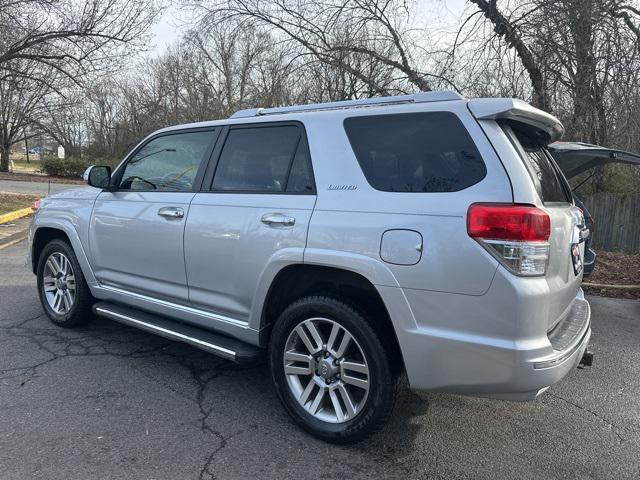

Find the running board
[[93, 302, 264, 364]]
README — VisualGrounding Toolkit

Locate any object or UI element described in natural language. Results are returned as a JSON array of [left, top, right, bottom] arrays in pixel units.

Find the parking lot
[[1, 239, 639, 480]]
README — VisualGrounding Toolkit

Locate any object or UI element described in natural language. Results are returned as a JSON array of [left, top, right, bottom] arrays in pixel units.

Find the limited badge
[[571, 243, 583, 276]]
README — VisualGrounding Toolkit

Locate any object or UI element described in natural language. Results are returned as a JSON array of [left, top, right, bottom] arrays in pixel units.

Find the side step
[[93, 302, 264, 364]]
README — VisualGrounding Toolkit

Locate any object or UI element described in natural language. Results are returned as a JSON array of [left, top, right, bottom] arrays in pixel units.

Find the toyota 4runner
[[29, 91, 592, 443]]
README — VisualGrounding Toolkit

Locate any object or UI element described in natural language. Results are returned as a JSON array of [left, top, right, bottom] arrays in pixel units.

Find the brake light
[[468, 204, 550, 241], [468, 203, 551, 276]]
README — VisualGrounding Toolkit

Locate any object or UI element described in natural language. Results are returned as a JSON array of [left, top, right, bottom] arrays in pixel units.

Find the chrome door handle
[[261, 213, 295, 227], [158, 207, 184, 219]]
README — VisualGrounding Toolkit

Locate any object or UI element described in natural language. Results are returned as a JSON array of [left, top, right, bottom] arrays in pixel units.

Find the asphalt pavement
[[1, 239, 639, 479], [0, 179, 78, 196]]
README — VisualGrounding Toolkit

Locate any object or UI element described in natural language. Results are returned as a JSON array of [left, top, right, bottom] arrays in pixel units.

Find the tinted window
[[505, 122, 571, 204], [120, 131, 213, 191], [344, 112, 486, 192], [286, 136, 314, 193], [212, 125, 311, 193]]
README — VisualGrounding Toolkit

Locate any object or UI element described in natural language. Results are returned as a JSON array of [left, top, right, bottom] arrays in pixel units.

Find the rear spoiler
[[468, 98, 564, 143]]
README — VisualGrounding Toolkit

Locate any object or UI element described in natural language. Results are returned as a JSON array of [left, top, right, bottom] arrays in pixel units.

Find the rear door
[[184, 122, 316, 325]]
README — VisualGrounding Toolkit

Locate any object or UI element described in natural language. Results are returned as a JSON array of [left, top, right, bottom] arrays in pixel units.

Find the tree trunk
[[25, 135, 30, 163], [0, 143, 11, 172], [469, 0, 550, 111]]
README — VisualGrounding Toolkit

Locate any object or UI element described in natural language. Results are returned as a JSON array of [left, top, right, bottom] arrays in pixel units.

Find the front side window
[[344, 112, 487, 192], [119, 130, 214, 191], [212, 125, 314, 193]]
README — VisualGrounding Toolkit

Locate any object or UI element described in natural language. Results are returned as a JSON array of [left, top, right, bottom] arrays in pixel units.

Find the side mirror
[[83, 165, 112, 189]]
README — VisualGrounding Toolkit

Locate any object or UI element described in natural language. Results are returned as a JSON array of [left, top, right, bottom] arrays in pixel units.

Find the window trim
[[110, 127, 220, 193], [202, 120, 317, 195], [343, 111, 488, 193]]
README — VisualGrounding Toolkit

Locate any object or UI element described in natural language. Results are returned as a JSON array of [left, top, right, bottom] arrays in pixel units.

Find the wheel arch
[[259, 263, 404, 373], [31, 223, 97, 287]]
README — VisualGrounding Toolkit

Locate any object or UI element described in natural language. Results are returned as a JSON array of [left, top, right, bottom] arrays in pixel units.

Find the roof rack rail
[[229, 91, 464, 119]]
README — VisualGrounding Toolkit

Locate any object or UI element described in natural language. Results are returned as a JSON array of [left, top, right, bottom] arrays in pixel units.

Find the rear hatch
[[549, 142, 640, 180], [503, 122, 585, 330]]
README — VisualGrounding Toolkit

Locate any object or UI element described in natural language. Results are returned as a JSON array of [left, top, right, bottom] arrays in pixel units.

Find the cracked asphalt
[[1, 240, 639, 480]]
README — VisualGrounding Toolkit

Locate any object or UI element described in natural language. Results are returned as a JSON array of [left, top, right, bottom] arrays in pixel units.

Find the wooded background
[[1, 0, 640, 201]]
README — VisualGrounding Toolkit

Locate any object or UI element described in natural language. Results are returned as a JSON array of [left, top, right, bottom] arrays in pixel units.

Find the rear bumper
[[488, 323, 591, 401], [380, 284, 591, 401]]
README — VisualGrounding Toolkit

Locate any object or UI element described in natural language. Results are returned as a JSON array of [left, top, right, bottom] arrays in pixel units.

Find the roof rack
[[229, 91, 464, 119]]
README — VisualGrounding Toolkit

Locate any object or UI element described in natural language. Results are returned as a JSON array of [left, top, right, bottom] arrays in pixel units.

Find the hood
[[549, 142, 640, 179], [42, 186, 102, 204]]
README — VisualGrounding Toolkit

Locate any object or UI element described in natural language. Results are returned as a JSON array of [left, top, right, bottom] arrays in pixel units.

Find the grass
[[10, 157, 42, 174], [0, 193, 41, 215]]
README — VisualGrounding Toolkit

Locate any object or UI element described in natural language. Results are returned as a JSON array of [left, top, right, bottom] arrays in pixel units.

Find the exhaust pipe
[[579, 350, 594, 368]]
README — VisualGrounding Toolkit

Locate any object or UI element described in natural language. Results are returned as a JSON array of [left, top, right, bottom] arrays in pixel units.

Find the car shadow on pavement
[[1, 296, 430, 461]]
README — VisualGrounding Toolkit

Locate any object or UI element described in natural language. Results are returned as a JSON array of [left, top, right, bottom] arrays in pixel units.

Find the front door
[[185, 123, 316, 325], [89, 128, 218, 303]]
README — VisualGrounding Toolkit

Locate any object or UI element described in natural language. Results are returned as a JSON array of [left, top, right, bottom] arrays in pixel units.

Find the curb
[[583, 282, 640, 290], [0, 207, 33, 225]]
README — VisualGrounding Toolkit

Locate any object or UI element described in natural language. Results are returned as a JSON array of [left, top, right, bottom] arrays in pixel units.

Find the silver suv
[[29, 92, 592, 443]]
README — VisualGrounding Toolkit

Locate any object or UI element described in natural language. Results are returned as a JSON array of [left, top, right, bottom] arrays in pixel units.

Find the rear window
[[344, 112, 486, 192], [504, 121, 571, 204]]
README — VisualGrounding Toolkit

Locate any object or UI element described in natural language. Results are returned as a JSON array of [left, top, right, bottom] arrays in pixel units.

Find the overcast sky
[[148, 0, 469, 56]]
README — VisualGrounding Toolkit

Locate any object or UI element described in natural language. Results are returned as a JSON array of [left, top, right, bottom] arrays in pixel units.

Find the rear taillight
[[468, 203, 550, 276]]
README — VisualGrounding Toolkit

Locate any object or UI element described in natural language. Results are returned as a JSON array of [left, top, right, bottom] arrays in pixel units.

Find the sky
[[147, 0, 470, 56]]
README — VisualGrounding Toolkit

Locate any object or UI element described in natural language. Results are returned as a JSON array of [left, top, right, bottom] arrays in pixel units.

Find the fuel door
[[380, 229, 423, 266]]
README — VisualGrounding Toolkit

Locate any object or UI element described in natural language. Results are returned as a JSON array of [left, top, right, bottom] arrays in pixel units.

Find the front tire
[[37, 239, 93, 328], [269, 295, 397, 443]]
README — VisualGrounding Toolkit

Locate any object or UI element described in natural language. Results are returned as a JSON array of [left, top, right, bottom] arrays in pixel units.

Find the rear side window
[[504, 121, 571, 204], [212, 125, 314, 193], [344, 112, 486, 192]]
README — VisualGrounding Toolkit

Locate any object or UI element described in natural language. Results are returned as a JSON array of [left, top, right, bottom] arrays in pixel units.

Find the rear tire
[[269, 295, 397, 443], [37, 239, 93, 328]]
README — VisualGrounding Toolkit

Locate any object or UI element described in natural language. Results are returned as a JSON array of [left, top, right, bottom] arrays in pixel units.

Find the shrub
[[40, 156, 120, 178]]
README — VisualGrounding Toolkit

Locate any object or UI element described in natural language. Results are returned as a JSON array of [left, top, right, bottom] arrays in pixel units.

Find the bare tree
[[195, 0, 459, 98], [465, 0, 640, 190], [0, 61, 53, 171], [0, 0, 161, 86]]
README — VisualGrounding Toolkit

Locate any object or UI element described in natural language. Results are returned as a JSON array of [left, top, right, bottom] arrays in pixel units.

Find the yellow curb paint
[[0, 207, 33, 225], [0, 235, 27, 250]]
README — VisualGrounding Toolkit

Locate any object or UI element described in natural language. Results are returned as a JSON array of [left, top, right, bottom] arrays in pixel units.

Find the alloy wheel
[[283, 317, 370, 423], [42, 252, 76, 314]]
